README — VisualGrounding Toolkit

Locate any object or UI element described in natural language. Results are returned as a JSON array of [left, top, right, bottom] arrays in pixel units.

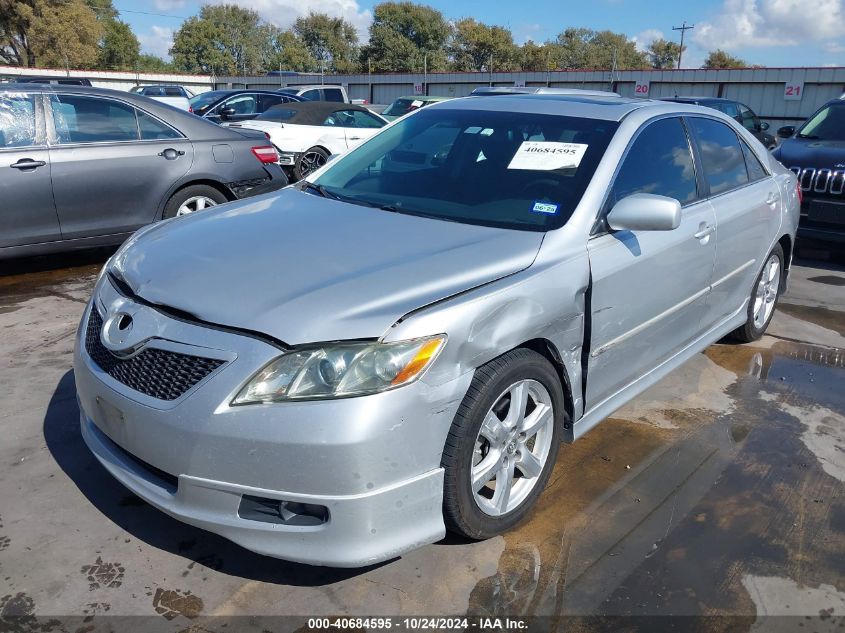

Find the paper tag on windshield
[[410, 100, 424, 108], [507, 141, 588, 171]]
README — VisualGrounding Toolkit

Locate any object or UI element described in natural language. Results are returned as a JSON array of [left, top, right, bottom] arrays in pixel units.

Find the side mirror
[[777, 126, 795, 138], [607, 193, 682, 232], [760, 121, 770, 131], [220, 107, 236, 119]]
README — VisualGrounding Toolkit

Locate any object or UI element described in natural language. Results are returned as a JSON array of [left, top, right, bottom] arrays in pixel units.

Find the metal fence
[[218, 67, 845, 130]]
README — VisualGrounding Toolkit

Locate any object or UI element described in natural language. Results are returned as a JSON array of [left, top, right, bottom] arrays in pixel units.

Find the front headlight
[[232, 335, 446, 404]]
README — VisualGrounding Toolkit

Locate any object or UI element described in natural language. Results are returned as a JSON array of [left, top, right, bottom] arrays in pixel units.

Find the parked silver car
[[74, 94, 800, 567]]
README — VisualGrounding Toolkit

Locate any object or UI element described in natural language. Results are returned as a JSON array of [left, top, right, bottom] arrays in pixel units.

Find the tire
[[162, 185, 227, 219], [293, 146, 329, 181], [729, 243, 784, 343], [442, 348, 566, 540]]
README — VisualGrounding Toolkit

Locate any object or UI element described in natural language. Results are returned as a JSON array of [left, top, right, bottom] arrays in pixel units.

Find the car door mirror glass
[[777, 126, 795, 138], [607, 193, 681, 232], [760, 121, 770, 131]]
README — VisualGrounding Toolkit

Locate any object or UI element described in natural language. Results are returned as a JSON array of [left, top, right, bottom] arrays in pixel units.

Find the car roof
[[282, 84, 344, 90], [261, 101, 376, 125], [395, 95, 450, 101], [660, 96, 733, 104], [471, 86, 621, 97]]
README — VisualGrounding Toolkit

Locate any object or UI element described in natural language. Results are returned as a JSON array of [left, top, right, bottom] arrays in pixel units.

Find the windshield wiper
[[797, 133, 820, 139], [303, 182, 340, 200]]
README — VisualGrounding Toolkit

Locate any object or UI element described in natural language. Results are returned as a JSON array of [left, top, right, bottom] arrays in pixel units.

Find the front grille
[[85, 308, 224, 401]]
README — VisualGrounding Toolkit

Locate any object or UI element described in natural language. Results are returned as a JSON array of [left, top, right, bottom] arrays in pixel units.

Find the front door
[[0, 91, 60, 248], [586, 117, 717, 408], [46, 94, 193, 239]]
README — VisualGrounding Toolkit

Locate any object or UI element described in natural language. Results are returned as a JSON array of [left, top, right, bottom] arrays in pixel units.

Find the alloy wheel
[[752, 253, 780, 329], [176, 195, 218, 217]]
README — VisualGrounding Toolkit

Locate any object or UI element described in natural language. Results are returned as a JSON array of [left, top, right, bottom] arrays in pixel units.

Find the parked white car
[[129, 85, 193, 111], [225, 102, 387, 180]]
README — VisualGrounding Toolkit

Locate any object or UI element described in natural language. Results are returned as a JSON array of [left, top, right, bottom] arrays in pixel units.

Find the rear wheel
[[163, 185, 227, 219], [442, 349, 565, 540], [293, 146, 329, 181], [729, 244, 784, 342]]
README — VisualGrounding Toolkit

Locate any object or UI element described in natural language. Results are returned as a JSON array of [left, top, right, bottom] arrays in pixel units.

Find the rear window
[[313, 108, 618, 231], [256, 107, 299, 122]]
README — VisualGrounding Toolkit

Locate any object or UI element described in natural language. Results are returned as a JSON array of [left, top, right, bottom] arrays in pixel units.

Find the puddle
[[777, 303, 845, 337], [467, 339, 845, 616], [0, 250, 110, 307]]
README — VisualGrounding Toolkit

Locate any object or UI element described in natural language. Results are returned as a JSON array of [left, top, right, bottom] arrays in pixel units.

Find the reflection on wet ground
[[778, 303, 845, 337], [469, 339, 845, 618]]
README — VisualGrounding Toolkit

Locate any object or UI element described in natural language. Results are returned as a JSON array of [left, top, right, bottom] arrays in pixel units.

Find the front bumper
[[73, 277, 471, 566]]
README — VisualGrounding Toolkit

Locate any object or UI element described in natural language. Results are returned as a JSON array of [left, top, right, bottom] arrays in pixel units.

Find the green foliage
[[646, 38, 683, 69], [267, 30, 316, 73], [292, 12, 359, 73], [0, 0, 101, 68], [98, 18, 140, 70], [703, 49, 747, 69], [361, 2, 451, 72], [135, 53, 173, 73], [550, 28, 648, 70], [519, 40, 553, 71], [170, 4, 272, 75], [449, 18, 520, 72]]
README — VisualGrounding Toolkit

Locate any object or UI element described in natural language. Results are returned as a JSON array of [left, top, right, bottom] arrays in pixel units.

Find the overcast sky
[[125, 0, 845, 69]]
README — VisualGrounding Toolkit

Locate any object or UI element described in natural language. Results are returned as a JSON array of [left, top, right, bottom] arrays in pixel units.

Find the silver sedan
[[74, 93, 800, 567]]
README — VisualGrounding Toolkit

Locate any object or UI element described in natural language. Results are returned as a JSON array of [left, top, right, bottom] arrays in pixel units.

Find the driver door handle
[[10, 159, 46, 170], [158, 148, 185, 160], [694, 224, 716, 240], [765, 191, 779, 206]]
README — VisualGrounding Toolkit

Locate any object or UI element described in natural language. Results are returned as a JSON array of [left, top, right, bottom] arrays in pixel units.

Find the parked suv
[[773, 98, 845, 245], [188, 89, 304, 124], [0, 84, 287, 259], [278, 85, 351, 103], [660, 97, 777, 149], [130, 85, 194, 110]]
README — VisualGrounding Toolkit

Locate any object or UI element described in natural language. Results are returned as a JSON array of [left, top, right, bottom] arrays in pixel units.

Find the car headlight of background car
[[232, 335, 446, 404]]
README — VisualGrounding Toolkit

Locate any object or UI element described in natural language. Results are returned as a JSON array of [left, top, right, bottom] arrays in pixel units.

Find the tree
[[551, 28, 647, 70], [449, 18, 520, 72], [267, 30, 316, 72], [0, 0, 101, 68], [520, 40, 552, 71], [293, 12, 358, 73], [170, 4, 272, 75], [703, 49, 746, 69], [135, 53, 173, 72], [361, 2, 451, 72], [98, 18, 139, 70], [646, 38, 683, 69]]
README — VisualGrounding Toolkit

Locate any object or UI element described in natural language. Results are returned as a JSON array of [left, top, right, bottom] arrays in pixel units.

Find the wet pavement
[[0, 250, 843, 631]]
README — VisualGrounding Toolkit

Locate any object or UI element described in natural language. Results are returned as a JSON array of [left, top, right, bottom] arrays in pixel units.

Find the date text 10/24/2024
[[307, 618, 529, 630]]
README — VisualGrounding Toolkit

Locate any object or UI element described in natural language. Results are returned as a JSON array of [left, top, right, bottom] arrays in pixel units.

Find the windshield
[[383, 98, 425, 117], [312, 108, 618, 231], [189, 91, 226, 112], [797, 103, 845, 141]]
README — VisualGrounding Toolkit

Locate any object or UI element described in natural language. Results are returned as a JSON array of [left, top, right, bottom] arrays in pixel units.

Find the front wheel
[[442, 348, 565, 540], [293, 146, 329, 181], [729, 244, 784, 342]]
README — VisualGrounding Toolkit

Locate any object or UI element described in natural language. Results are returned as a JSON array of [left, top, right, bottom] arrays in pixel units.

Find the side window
[[163, 86, 183, 97], [323, 88, 345, 103], [340, 110, 385, 129], [609, 117, 698, 207], [689, 117, 749, 196], [719, 102, 739, 119], [301, 89, 321, 101], [0, 93, 38, 148], [51, 95, 139, 144], [740, 141, 768, 182], [222, 94, 257, 115], [137, 110, 181, 140], [738, 104, 758, 132], [258, 94, 284, 111]]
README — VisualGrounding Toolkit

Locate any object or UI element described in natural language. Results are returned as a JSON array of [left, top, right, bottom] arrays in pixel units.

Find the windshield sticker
[[508, 141, 588, 171], [531, 201, 559, 214], [410, 100, 424, 108]]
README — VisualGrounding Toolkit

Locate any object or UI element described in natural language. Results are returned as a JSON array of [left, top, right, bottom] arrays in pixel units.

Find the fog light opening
[[238, 494, 328, 526]]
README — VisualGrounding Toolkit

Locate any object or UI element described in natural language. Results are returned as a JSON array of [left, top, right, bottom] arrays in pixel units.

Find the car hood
[[773, 138, 845, 169], [112, 189, 544, 345]]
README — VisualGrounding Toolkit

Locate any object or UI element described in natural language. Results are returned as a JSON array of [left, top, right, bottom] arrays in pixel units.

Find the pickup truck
[[129, 85, 194, 111]]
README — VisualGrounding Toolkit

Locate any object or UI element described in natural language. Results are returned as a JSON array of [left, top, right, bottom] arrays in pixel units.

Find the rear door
[[0, 91, 61, 248], [586, 116, 717, 407], [687, 116, 781, 327], [46, 93, 193, 239]]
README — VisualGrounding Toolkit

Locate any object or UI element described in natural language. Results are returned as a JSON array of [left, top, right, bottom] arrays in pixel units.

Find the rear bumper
[[797, 225, 845, 245], [229, 165, 288, 199]]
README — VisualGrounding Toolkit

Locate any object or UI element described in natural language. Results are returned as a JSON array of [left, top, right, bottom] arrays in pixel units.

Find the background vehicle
[[278, 84, 352, 104], [381, 95, 451, 121], [0, 84, 286, 259], [10, 76, 92, 86], [660, 96, 777, 149], [773, 98, 845, 245], [74, 95, 798, 566], [227, 102, 387, 180], [130, 85, 194, 111], [188, 89, 304, 124]]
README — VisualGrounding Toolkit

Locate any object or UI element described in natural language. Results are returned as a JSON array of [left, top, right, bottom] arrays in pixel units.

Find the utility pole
[[671, 21, 694, 69], [423, 53, 427, 96]]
